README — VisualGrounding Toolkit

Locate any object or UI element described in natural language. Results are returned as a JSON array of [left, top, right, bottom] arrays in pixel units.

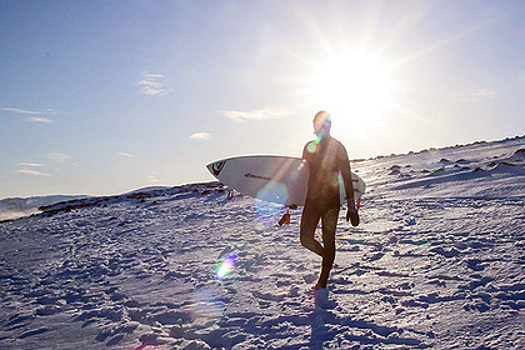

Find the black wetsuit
[[300, 135, 354, 288]]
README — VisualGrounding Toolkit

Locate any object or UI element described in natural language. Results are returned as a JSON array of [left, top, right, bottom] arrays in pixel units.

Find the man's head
[[313, 111, 331, 137]]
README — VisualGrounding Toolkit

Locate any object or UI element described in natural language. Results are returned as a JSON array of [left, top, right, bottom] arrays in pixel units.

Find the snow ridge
[[36, 182, 227, 218]]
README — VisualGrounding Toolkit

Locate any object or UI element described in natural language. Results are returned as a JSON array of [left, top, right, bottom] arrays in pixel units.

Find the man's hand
[[346, 200, 360, 226], [346, 208, 359, 226]]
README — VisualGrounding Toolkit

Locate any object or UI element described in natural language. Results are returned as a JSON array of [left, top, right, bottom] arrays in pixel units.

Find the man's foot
[[313, 282, 327, 290], [313, 286, 329, 309]]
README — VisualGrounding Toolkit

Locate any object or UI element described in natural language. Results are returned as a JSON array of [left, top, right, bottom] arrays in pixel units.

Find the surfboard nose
[[207, 160, 227, 178], [206, 162, 216, 177]]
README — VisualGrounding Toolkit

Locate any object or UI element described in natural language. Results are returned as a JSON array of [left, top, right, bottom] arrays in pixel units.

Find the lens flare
[[216, 251, 238, 280], [254, 200, 287, 225], [187, 287, 224, 326], [306, 135, 322, 154], [256, 182, 289, 204], [254, 182, 288, 225], [307, 141, 318, 153]]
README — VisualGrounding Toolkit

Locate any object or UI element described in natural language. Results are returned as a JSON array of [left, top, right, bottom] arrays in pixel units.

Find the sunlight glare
[[313, 51, 392, 125]]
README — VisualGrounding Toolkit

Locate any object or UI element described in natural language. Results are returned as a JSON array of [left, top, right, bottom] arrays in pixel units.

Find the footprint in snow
[[252, 290, 287, 302]]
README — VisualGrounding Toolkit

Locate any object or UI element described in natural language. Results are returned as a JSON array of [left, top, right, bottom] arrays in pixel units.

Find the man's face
[[313, 115, 330, 136]]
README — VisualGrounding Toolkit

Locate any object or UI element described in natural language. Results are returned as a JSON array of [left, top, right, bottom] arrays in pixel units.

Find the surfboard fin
[[278, 207, 291, 226]]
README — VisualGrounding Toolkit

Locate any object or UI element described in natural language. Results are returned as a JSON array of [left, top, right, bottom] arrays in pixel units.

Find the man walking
[[300, 111, 359, 291]]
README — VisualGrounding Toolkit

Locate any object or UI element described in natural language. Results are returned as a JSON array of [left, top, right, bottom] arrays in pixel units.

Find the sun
[[312, 50, 392, 125]]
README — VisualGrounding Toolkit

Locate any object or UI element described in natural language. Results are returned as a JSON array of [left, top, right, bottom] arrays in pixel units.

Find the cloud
[[223, 107, 293, 123], [0, 107, 56, 123], [15, 162, 50, 176], [0, 107, 46, 115], [148, 175, 160, 184], [137, 73, 169, 96], [473, 89, 498, 99], [118, 152, 138, 159], [16, 169, 50, 176], [2, 107, 56, 123], [27, 117, 54, 124], [189, 132, 211, 141], [17, 162, 44, 167], [47, 152, 70, 163]]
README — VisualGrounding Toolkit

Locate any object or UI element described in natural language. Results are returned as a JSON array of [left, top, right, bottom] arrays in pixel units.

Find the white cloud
[[223, 106, 293, 123], [190, 132, 211, 141], [137, 73, 169, 96], [27, 117, 54, 123], [16, 169, 50, 176], [148, 175, 160, 184], [118, 152, 138, 159], [47, 152, 70, 163], [473, 89, 498, 99], [0, 107, 46, 115], [17, 162, 44, 167], [143, 74, 164, 79], [2, 107, 56, 123]]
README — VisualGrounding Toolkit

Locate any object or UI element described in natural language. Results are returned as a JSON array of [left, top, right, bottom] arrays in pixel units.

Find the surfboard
[[206, 155, 365, 207]]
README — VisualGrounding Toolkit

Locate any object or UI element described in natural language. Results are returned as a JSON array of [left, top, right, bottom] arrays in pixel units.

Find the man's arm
[[339, 144, 355, 207], [339, 143, 359, 226]]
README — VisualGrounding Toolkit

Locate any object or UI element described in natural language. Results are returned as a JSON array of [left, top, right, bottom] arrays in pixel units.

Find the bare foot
[[313, 283, 325, 290]]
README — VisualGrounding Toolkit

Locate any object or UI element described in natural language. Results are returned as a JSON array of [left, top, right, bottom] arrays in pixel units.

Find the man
[[300, 111, 359, 291]]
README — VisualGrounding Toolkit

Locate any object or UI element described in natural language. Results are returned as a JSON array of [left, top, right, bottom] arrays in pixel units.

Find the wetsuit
[[300, 134, 355, 288]]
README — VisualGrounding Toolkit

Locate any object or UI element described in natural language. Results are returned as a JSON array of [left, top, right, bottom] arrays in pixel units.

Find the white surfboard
[[207, 155, 365, 207]]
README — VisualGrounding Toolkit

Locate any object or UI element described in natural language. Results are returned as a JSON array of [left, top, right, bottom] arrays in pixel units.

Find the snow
[[1, 136, 524, 349]]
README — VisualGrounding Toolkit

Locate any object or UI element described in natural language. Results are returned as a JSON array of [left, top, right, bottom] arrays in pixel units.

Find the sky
[[1, 0, 524, 199]]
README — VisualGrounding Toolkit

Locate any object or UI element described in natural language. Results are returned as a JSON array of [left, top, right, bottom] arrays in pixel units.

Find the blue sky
[[1, 0, 524, 198]]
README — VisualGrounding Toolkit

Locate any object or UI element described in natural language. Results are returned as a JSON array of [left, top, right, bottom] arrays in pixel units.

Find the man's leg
[[317, 208, 339, 288], [300, 204, 324, 258]]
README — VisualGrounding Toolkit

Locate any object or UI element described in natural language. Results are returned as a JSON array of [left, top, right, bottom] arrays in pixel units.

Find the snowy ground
[[1, 136, 524, 349]]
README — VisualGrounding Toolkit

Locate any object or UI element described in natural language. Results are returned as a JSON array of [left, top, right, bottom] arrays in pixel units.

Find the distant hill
[[0, 195, 87, 222]]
